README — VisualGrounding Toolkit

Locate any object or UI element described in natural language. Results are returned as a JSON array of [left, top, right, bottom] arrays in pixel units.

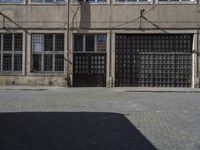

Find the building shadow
[[79, 3, 91, 29], [0, 112, 157, 150]]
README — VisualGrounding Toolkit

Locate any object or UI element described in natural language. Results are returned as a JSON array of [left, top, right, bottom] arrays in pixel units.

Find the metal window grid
[[73, 34, 107, 87], [115, 34, 192, 87], [0, 0, 24, 3], [74, 34, 107, 53], [116, 0, 150, 2], [77, 0, 106, 2], [159, 0, 195, 2], [0, 33, 23, 72], [31, 33, 64, 73], [31, 0, 65, 3]]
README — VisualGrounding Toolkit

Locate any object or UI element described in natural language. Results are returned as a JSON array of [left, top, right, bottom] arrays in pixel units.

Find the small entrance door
[[73, 34, 107, 87], [73, 53, 106, 87]]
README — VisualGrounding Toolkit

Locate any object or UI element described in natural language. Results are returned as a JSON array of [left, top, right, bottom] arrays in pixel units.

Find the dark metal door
[[73, 53, 106, 87], [115, 34, 193, 87]]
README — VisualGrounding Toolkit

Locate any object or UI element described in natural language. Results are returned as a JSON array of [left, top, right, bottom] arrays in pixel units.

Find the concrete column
[[110, 31, 115, 87], [192, 32, 199, 88], [26, 32, 31, 75], [22, 31, 27, 76], [197, 30, 200, 87], [106, 31, 111, 87], [68, 30, 73, 86]]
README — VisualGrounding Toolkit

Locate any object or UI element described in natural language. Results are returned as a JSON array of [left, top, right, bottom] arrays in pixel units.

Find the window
[[159, 0, 195, 2], [77, 0, 106, 2], [31, 33, 64, 73], [31, 0, 65, 3], [115, 0, 150, 2], [0, 0, 23, 3], [74, 34, 107, 52], [0, 33, 23, 72]]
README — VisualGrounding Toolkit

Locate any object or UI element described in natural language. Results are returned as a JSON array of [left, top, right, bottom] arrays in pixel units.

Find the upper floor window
[[0, 33, 23, 72], [115, 0, 150, 2], [159, 0, 195, 2], [31, 33, 64, 73], [77, 0, 106, 2], [0, 0, 23, 3], [31, 0, 64, 3]]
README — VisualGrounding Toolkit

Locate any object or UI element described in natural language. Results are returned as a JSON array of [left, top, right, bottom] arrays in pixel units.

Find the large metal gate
[[115, 34, 193, 87], [73, 53, 106, 87]]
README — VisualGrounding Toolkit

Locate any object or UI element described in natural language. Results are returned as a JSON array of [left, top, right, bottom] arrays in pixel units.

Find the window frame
[[0, 33, 23, 75], [30, 33, 65, 74], [29, 0, 66, 4], [112, 0, 152, 4], [157, 0, 197, 4], [73, 34, 107, 53], [73, 0, 109, 4], [0, 0, 25, 4]]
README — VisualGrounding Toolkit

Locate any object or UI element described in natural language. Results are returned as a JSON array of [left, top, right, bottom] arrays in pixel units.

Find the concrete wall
[[0, 4, 200, 29]]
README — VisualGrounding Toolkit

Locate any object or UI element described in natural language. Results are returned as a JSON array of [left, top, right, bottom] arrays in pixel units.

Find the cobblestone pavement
[[0, 87, 200, 150]]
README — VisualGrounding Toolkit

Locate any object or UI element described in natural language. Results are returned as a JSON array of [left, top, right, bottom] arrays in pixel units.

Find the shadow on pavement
[[0, 112, 157, 150]]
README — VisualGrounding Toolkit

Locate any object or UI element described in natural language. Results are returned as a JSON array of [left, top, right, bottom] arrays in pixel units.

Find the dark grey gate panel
[[115, 34, 193, 87], [73, 53, 106, 87]]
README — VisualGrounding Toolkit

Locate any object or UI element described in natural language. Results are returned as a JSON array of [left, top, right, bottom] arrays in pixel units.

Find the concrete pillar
[[197, 30, 200, 87], [106, 31, 111, 87], [26, 32, 31, 75], [192, 31, 199, 88], [110, 31, 115, 87]]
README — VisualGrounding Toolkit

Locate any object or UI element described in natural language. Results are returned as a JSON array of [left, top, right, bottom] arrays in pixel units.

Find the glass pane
[[44, 34, 53, 51], [86, 0, 95, 2], [32, 34, 44, 53], [55, 54, 64, 71], [86, 35, 95, 52], [0, 0, 23, 2], [55, 34, 64, 51], [44, 54, 53, 71], [14, 54, 22, 71], [31, 0, 43, 2], [32, 54, 42, 72], [3, 34, 12, 51], [3, 54, 12, 71], [96, 34, 106, 52], [55, 0, 65, 2], [45, 0, 54, 2], [74, 35, 83, 52], [14, 34, 23, 51], [116, 0, 126, 2]]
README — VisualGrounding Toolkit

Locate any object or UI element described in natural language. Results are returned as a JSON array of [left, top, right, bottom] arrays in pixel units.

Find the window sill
[[29, 72, 65, 76], [0, 2, 25, 5], [29, 2, 66, 5], [112, 1, 152, 4], [71, 1, 109, 5], [0, 71, 23, 76]]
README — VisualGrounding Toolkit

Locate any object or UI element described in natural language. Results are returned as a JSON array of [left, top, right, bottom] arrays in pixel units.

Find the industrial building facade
[[0, 0, 199, 87]]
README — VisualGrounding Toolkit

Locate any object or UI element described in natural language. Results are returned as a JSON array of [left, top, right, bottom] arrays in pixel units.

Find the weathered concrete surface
[[0, 87, 200, 150], [0, 76, 67, 86], [0, 4, 200, 29]]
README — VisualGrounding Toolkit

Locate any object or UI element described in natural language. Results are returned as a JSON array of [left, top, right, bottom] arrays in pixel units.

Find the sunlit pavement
[[0, 86, 200, 150]]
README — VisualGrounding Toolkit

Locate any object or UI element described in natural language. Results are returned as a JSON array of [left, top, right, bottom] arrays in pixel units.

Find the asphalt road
[[0, 87, 200, 150]]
